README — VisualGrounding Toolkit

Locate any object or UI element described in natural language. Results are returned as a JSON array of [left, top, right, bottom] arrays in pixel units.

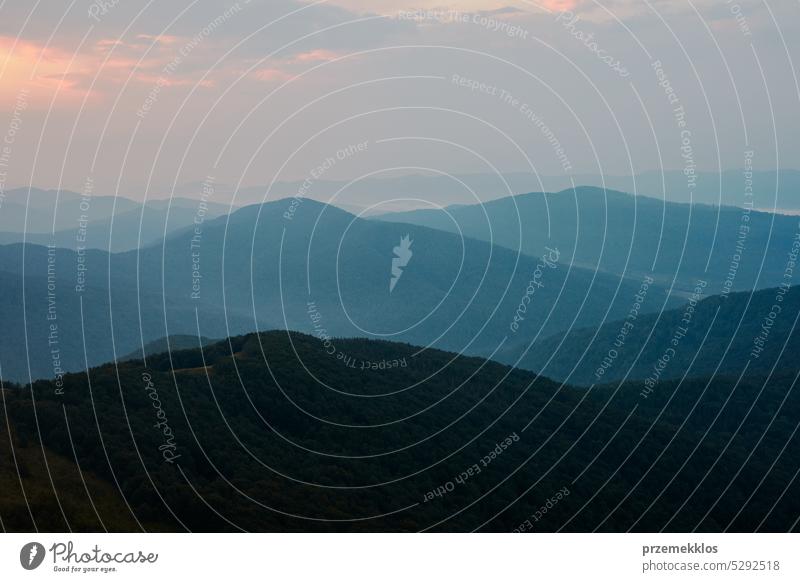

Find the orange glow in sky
[[315, 0, 579, 14], [0, 36, 97, 105]]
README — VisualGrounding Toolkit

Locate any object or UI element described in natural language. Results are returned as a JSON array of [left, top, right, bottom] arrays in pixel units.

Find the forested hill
[[517, 284, 800, 386], [2, 332, 798, 532]]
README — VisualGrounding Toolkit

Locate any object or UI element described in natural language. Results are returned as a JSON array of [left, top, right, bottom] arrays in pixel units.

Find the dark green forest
[[2, 331, 798, 532]]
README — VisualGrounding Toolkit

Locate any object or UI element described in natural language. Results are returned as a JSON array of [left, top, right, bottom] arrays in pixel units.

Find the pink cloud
[[318, 1, 580, 14], [292, 49, 342, 63], [541, 0, 579, 10], [135, 34, 182, 46], [134, 72, 215, 88], [0, 36, 98, 103], [252, 68, 294, 82]]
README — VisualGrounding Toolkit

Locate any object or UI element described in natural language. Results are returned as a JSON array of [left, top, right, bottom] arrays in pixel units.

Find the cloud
[[308, 1, 579, 15], [135, 34, 183, 46], [251, 67, 294, 82], [0, 32, 228, 108], [292, 48, 342, 62], [0, 36, 98, 104]]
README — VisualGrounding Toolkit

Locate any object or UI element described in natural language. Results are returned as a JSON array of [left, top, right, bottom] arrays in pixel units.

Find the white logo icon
[[390, 235, 414, 293]]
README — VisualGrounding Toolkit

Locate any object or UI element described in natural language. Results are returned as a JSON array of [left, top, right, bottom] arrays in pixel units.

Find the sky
[[0, 0, 798, 203]]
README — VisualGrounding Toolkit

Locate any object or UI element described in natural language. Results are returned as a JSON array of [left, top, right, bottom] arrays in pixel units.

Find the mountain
[[0, 197, 677, 383], [128, 197, 680, 371], [2, 331, 798, 531], [515, 285, 800, 387], [0, 410, 142, 532], [119, 335, 218, 362], [375, 187, 800, 294], [0, 188, 232, 252], [600, 169, 800, 211], [0, 244, 252, 384], [179, 169, 800, 213], [0, 187, 140, 232]]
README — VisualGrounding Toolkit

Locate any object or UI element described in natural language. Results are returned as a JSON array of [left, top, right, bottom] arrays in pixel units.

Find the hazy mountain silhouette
[[0, 187, 140, 232], [128, 197, 679, 371], [0, 187, 231, 252], [0, 197, 676, 383], [178, 169, 800, 213], [376, 187, 800, 294], [0, 248, 249, 384], [516, 285, 800, 386]]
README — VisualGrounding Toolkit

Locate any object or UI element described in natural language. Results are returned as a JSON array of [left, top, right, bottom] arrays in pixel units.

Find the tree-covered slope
[[517, 285, 800, 386], [2, 332, 798, 532]]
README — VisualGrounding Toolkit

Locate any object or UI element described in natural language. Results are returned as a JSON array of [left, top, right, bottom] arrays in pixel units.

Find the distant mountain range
[[170, 169, 800, 213], [3, 185, 800, 533], [375, 187, 800, 294], [0, 195, 677, 383], [4, 185, 800, 390], [0, 187, 232, 252]]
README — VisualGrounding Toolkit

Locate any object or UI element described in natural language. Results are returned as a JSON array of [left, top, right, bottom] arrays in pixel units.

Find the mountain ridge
[[2, 330, 798, 532]]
